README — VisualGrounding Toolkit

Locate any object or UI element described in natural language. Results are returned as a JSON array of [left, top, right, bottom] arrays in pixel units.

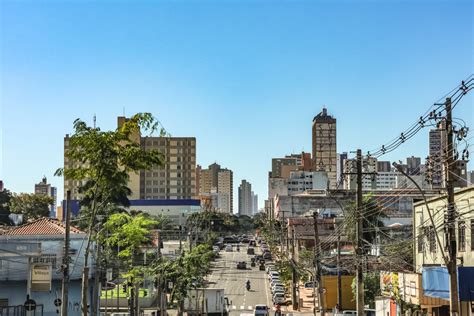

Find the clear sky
[[1, 0, 473, 212]]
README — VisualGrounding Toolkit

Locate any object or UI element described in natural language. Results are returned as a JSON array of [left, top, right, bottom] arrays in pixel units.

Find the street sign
[[54, 298, 62, 307], [24, 299, 37, 311]]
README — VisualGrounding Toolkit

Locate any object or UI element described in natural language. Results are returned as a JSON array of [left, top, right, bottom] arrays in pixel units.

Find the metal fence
[[0, 305, 44, 316]]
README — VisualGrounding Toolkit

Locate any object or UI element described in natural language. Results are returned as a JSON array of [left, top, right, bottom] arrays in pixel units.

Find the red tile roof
[[1, 217, 84, 236]]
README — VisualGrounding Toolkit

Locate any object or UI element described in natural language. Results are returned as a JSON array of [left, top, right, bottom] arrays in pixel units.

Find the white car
[[253, 304, 269, 316], [225, 244, 233, 252], [271, 285, 284, 293], [272, 293, 286, 304]]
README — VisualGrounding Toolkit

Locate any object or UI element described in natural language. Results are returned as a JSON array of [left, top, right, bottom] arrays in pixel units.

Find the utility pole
[[312, 211, 324, 316], [336, 223, 342, 309], [356, 149, 364, 316], [291, 226, 299, 310], [61, 190, 71, 316], [445, 97, 460, 315]]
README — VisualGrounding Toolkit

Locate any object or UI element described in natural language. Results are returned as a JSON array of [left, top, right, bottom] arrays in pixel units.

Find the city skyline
[[1, 1, 473, 212]]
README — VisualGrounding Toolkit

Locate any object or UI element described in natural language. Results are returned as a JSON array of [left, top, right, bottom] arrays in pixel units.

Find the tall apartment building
[[198, 163, 233, 213], [271, 157, 298, 178], [337, 152, 348, 188], [140, 136, 196, 199], [406, 156, 421, 175], [35, 177, 57, 217], [251, 191, 258, 215], [377, 161, 391, 173], [64, 116, 196, 201], [312, 108, 337, 189], [238, 180, 252, 217]]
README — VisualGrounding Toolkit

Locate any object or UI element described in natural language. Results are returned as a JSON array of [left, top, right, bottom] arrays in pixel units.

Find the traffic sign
[[54, 298, 62, 307], [24, 299, 37, 311]]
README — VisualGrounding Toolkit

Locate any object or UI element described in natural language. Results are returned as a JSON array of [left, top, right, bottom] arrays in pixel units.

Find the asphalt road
[[207, 244, 274, 316]]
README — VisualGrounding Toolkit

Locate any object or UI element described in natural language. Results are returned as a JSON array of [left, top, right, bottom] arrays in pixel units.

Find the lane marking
[[240, 306, 245, 310], [232, 306, 236, 309], [248, 305, 252, 310]]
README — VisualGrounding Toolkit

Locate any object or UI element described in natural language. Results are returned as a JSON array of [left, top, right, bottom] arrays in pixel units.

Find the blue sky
[[1, 0, 473, 211]]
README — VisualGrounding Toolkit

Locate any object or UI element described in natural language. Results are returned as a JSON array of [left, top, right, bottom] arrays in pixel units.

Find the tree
[[9, 193, 53, 221], [56, 113, 165, 316], [344, 194, 386, 254], [102, 212, 159, 316], [351, 272, 380, 308], [152, 244, 215, 315], [0, 189, 12, 225]]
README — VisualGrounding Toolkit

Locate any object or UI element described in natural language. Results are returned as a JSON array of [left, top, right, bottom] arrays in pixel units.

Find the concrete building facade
[[312, 108, 337, 189], [238, 180, 252, 217], [35, 177, 57, 217], [198, 163, 233, 213], [64, 116, 196, 201]]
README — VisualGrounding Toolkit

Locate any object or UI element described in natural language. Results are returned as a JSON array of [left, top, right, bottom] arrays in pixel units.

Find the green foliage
[[152, 244, 215, 310], [0, 189, 12, 225], [381, 239, 413, 271], [56, 113, 165, 227], [9, 193, 53, 221], [344, 194, 386, 253], [252, 211, 267, 229], [351, 272, 380, 308], [102, 212, 159, 265]]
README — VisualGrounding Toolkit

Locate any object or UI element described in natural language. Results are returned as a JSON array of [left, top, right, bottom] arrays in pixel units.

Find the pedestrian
[[333, 303, 340, 314]]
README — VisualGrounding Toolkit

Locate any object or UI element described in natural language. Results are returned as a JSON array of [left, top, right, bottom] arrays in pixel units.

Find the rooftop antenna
[[123, 107, 126, 117], [93, 114, 96, 128]]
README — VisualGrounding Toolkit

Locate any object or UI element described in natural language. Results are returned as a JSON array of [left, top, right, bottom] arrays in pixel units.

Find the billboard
[[31, 264, 52, 292]]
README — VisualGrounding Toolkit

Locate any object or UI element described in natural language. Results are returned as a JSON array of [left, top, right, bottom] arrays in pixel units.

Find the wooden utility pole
[[291, 227, 299, 310], [61, 190, 71, 316], [356, 149, 364, 315], [444, 98, 460, 315], [313, 211, 324, 316], [337, 225, 342, 309]]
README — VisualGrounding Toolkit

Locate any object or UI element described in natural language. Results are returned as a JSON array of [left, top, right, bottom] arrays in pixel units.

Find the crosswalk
[[230, 305, 279, 311], [231, 305, 253, 310]]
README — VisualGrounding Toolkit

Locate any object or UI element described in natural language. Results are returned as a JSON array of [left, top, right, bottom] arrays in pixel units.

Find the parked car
[[248, 240, 256, 247], [253, 304, 269, 316], [304, 281, 315, 289], [225, 244, 233, 252], [212, 246, 220, 252], [237, 261, 247, 269], [247, 247, 255, 255], [272, 293, 286, 305], [268, 271, 280, 279], [263, 252, 272, 260]]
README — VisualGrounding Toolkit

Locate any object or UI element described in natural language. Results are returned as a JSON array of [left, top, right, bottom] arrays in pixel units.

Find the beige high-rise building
[[197, 163, 233, 213], [312, 107, 337, 189], [64, 116, 196, 201], [140, 136, 196, 199], [217, 169, 233, 213]]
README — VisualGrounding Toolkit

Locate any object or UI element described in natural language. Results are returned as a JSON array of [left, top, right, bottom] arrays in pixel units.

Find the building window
[[458, 221, 465, 252], [429, 226, 436, 253], [32, 254, 57, 269], [417, 228, 424, 253]]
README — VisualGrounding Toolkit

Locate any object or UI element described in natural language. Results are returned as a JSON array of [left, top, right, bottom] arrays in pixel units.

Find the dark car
[[247, 247, 255, 255], [263, 252, 272, 260], [248, 240, 256, 247], [237, 261, 247, 269]]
